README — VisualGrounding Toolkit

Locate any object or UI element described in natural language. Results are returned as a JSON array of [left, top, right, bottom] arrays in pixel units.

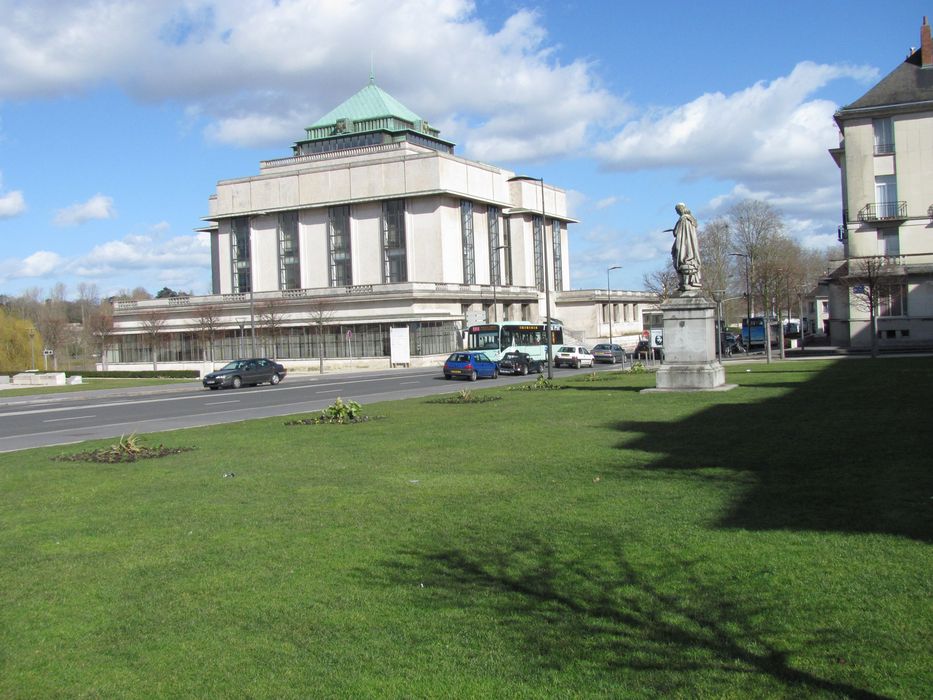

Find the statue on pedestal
[[670, 203, 701, 292]]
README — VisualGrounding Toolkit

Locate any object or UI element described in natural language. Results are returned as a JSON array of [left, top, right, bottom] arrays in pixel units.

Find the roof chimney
[[922, 16, 932, 67]]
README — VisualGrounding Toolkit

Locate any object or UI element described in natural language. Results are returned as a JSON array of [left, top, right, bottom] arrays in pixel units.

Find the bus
[[466, 321, 564, 362], [741, 317, 780, 348]]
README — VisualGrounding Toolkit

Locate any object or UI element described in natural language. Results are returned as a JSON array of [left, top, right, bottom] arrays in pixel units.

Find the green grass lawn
[[1, 359, 930, 698], [0, 377, 195, 398]]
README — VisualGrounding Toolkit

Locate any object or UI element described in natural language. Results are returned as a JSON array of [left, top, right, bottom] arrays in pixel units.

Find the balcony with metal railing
[[857, 201, 907, 223]]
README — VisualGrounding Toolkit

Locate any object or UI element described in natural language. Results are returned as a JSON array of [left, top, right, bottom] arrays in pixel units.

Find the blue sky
[[0, 0, 929, 298]]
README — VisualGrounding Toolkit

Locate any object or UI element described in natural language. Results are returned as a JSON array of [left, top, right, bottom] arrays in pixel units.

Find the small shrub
[[628, 362, 648, 374], [427, 389, 501, 404], [509, 375, 563, 391], [54, 434, 195, 463], [287, 397, 374, 425]]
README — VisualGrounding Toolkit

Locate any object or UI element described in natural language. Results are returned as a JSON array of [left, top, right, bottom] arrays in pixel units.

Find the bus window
[[468, 328, 500, 350]]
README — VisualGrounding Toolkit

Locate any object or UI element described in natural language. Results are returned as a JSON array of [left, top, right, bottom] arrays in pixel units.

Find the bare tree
[[642, 266, 679, 303], [727, 200, 790, 362], [36, 301, 69, 370], [307, 299, 335, 374], [698, 217, 733, 300], [195, 305, 223, 363], [85, 305, 115, 370], [257, 299, 287, 359], [846, 256, 906, 358], [140, 311, 167, 371]]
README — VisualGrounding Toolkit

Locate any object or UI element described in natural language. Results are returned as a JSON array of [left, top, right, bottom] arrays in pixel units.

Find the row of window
[[230, 201, 564, 293], [107, 321, 461, 364]]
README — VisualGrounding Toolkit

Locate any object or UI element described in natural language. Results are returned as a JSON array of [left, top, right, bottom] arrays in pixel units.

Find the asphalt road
[[0, 364, 610, 453]]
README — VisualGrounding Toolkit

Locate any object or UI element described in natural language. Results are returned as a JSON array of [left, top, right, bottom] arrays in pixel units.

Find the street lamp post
[[729, 252, 752, 346], [606, 265, 621, 347], [492, 245, 509, 322], [508, 175, 553, 378]]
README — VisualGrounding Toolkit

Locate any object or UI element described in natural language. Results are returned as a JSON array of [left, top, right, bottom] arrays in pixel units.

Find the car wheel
[[209, 386, 219, 391], [469, 370, 478, 382], [492, 369, 499, 379], [232, 376, 242, 389], [444, 374, 452, 380], [271, 373, 281, 385], [520, 365, 528, 375]]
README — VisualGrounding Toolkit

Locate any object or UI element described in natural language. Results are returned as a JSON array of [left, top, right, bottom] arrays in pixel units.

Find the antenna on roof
[[370, 52, 375, 84]]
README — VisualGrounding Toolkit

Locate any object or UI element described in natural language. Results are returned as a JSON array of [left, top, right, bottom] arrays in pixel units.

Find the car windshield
[[557, 346, 574, 353], [220, 360, 246, 371], [593, 345, 609, 351]]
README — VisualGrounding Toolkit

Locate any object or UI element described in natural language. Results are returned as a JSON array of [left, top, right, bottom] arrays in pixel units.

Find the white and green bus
[[465, 321, 564, 362]]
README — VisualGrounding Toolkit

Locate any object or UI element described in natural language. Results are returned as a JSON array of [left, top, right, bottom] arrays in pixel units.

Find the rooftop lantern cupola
[[293, 77, 455, 157]]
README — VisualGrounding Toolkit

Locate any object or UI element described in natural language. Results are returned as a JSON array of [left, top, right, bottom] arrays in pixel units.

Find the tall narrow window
[[878, 228, 900, 256], [328, 205, 352, 287], [231, 217, 251, 293], [382, 199, 407, 283], [875, 175, 898, 219], [487, 206, 501, 285], [533, 216, 545, 292], [873, 117, 894, 155], [461, 200, 475, 284], [551, 219, 563, 291], [503, 217, 513, 285], [278, 211, 300, 290]]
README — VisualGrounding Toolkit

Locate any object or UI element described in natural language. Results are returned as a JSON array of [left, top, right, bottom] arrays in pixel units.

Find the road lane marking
[[43, 415, 96, 423], [399, 381, 421, 385], [205, 400, 240, 406], [0, 371, 441, 418]]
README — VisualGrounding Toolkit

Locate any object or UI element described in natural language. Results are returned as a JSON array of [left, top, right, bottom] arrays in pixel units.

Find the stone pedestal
[[648, 294, 734, 392]]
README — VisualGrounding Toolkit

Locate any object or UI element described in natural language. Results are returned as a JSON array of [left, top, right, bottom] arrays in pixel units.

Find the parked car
[[498, 351, 544, 375], [443, 351, 499, 381], [591, 343, 627, 364], [553, 345, 594, 369], [202, 358, 286, 390]]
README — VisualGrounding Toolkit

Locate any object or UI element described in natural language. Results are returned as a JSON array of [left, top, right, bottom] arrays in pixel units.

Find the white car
[[553, 345, 594, 369]]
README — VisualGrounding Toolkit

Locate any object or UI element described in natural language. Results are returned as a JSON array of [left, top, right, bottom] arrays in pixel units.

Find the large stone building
[[108, 80, 654, 370], [827, 18, 933, 349]]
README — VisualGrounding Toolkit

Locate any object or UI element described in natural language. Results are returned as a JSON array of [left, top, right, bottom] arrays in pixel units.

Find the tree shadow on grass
[[377, 537, 889, 698], [614, 358, 933, 542]]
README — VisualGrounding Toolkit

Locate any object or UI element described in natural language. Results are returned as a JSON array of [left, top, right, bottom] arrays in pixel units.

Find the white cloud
[[0, 1, 620, 158], [0, 189, 26, 218], [593, 62, 877, 190], [0, 224, 211, 293], [74, 229, 210, 274], [594, 196, 620, 210], [0, 171, 27, 218], [54, 194, 116, 226], [18, 250, 64, 277]]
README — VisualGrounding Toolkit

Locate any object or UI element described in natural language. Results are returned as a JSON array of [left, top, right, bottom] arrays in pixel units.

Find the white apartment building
[[827, 17, 933, 349], [108, 80, 653, 371]]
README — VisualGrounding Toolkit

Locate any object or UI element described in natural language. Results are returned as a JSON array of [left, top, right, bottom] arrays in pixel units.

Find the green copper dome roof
[[310, 81, 423, 128], [294, 79, 453, 155]]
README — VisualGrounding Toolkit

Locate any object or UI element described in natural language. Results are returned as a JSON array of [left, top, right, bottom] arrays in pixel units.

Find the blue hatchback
[[443, 352, 499, 381]]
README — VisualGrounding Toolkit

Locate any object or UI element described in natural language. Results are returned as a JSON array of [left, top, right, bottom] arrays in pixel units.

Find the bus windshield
[[467, 326, 501, 350]]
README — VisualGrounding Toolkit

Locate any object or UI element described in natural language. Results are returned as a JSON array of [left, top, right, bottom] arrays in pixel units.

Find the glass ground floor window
[[106, 321, 461, 364]]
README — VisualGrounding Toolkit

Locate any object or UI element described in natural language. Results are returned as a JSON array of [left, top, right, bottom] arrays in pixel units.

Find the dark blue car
[[443, 352, 499, 381]]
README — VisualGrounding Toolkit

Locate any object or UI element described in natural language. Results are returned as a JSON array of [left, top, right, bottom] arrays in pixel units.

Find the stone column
[[651, 294, 732, 391]]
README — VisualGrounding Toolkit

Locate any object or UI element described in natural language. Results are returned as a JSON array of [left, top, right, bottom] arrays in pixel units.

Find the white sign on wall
[[390, 327, 411, 366]]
